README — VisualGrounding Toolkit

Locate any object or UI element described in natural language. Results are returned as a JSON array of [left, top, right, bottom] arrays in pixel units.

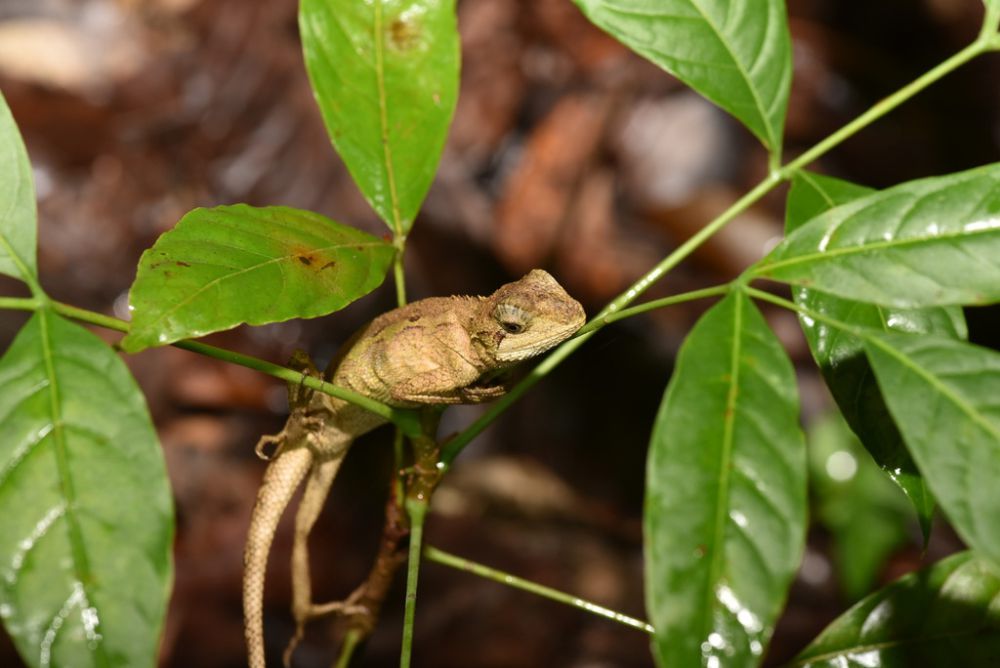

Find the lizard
[[243, 269, 586, 668]]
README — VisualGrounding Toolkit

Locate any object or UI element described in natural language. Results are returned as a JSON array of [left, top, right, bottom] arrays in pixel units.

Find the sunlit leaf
[[865, 333, 1000, 567], [300, 0, 460, 233], [646, 290, 806, 667], [574, 0, 791, 155], [122, 205, 393, 353], [785, 170, 970, 541], [757, 163, 1000, 307], [0, 310, 173, 667], [0, 89, 37, 282], [789, 552, 1000, 667]]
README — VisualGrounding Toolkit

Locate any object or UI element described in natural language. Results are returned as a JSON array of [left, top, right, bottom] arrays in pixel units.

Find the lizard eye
[[501, 321, 524, 334], [494, 304, 531, 335]]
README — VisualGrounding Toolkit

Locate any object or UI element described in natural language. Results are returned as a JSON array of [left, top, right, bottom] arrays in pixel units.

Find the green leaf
[[121, 204, 393, 353], [756, 163, 1000, 307], [865, 333, 1000, 567], [785, 171, 874, 228], [574, 0, 791, 155], [300, 0, 459, 233], [0, 309, 173, 667], [807, 413, 911, 601], [0, 89, 37, 282], [785, 170, 970, 542], [788, 552, 1000, 667], [646, 291, 806, 667]]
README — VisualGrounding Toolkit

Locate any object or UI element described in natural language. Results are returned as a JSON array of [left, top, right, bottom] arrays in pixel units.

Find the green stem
[[575, 284, 731, 337], [744, 286, 864, 338], [0, 235, 45, 300], [335, 628, 363, 668], [393, 238, 408, 307], [782, 38, 987, 177], [980, 2, 1000, 39], [442, 284, 731, 465], [392, 427, 406, 508], [0, 296, 40, 312], [400, 498, 427, 668], [440, 331, 590, 466], [441, 33, 991, 466], [424, 545, 654, 634], [0, 297, 423, 437]]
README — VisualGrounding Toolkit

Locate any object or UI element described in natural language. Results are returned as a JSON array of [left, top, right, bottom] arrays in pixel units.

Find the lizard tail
[[244, 445, 312, 668]]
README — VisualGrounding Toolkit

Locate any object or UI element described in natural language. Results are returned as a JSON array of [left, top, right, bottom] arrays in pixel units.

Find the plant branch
[[440, 33, 992, 466], [334, 629, 363, 668], [981, 1, 1000, 38], [0, 297, 423, 437], [423, 545, 654, 634], [782, 40, 988, 177], [393, 236, 408, 307], [0, 237, 44, 300], [399, 498, 425, 668], [439, 174, 779, 466], [399, 410, 444, 668], [575, 284, 732, 337], [744, 286, 866, 339]]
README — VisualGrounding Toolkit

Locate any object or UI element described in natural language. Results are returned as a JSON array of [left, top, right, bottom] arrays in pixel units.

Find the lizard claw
[[254, 432, 286, 461]]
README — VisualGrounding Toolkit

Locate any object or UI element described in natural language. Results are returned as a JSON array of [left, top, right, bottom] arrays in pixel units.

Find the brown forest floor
[[0, 0, 998, 666]]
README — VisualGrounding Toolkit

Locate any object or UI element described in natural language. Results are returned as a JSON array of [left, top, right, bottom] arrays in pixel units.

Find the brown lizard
[[243, 269, 585, 667]]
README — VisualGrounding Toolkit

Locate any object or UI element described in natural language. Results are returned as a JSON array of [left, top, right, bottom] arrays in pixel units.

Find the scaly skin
[[243, 270, 585, 667]]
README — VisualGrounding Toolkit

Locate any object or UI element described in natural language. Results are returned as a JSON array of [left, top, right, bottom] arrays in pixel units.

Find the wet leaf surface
[[757, 164, 1000, 308], [0, 310, 173, 667], [646, 291, 807, 667]]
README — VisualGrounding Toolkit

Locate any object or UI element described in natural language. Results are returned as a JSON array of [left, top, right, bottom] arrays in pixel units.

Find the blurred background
[[0, 0, 998, 666]]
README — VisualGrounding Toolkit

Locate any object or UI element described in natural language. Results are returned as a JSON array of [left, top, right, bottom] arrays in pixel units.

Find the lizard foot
[[282, 586, 370, 667], [254, 431, 287, 461]]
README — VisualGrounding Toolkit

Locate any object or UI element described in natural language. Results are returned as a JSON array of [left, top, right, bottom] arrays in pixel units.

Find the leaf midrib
[[866, 335, 1000, 441], [760, 224, 1000, 274], [131, 240, 385, 337], [373, 0, 403, 234], [37, 310, 109, 666], [702, 294, 743, 640]]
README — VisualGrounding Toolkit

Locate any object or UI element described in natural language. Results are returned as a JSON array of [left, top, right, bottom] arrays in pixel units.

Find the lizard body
[[244, 269, 585, 667]]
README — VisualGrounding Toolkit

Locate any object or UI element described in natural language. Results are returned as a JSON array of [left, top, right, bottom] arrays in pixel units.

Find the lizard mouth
[[494, 323, 581, 363]]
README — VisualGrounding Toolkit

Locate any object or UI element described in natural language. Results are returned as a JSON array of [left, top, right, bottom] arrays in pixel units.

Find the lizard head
[[473, 269, 586, 365]]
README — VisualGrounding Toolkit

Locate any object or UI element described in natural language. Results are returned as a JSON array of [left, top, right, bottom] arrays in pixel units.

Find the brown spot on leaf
[[289, 244, 321, 268], [388, 15, 422, 51], [176, 261, 191, 267], [320, 261, 337, 270]]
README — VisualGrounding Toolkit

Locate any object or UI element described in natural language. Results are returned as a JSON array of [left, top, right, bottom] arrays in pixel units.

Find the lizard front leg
[[244, 445, 313, 668], [389, 370, 508, 405]]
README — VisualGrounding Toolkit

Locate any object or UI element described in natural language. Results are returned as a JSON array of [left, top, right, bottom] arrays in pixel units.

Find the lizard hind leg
[[244, 445, 313, 668], [283, 454, 350, 667]]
